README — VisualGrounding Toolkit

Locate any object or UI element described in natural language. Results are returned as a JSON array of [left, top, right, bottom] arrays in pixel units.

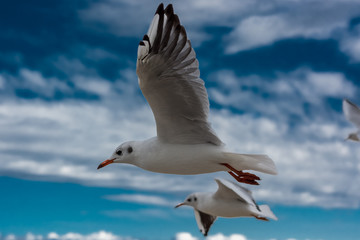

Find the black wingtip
[[173, 14, 180, 26], [164, 4, 174, 15], [155, 3, 164, 15], [143, 34, 150, 42], [180, 25, 187, 38]]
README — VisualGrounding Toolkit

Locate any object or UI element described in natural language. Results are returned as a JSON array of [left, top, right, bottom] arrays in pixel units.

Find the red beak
[[97, 158, 115, 169]]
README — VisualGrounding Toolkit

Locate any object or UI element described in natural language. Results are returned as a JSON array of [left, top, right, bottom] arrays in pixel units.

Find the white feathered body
[[130, 137, 277, 175], [132, 138, 224, 174]]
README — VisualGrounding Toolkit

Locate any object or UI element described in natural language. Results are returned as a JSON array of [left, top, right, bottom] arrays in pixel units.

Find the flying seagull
[[175, 178, 278, 236], [343, 99, 360, 142], [97, 3, 277, 185]]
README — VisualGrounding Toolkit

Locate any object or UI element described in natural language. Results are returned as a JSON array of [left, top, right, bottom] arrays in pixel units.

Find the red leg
[[253, 215, 269, 221], [221, 163, 261, 185]]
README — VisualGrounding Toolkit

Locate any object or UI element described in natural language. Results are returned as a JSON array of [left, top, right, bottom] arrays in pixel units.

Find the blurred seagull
[[343, 99, 360, 142], [97, 3, 277, 185], [175, 178, 278, 236]]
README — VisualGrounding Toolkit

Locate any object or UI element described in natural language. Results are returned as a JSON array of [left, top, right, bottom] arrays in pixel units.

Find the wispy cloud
[[224, 11, 345, 54], [103, 193, 177, 207], [102, 208, 169, 219], [1, 231, 138, 240], [78, 0, 360, 57], [207, 233, 247, 240], [340, 24, 360, 62], [208, 67, 357, 121], [175, 232, 249, 240], [2, 89, 360, 208], [175, 232, 199, 240]]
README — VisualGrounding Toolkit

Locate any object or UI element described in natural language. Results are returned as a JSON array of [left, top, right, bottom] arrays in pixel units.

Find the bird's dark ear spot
[[127, 147, 133, 154], [194, 197, 197, 201]]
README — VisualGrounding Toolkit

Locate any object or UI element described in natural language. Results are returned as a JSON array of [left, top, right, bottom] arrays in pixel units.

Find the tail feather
[[258, 205, 278, 221], [223, 152, 277, 175]]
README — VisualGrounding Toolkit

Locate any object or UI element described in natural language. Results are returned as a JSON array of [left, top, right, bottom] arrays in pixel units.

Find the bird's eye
[[187, 198, 191, 202], [194, 197, 197, 201], [127, 147, 133, 153], [116, 150, 122, 156]]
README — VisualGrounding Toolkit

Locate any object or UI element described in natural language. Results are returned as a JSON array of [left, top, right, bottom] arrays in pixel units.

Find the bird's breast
[[135, 139, 226, 174]]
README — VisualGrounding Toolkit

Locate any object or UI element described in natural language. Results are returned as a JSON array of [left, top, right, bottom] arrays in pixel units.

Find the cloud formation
[[1, 0, 360, 211], [103, 193, 177, 207], [0, 231, 137, 240]]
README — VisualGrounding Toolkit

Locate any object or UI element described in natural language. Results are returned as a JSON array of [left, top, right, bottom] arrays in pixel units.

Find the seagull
[[343, 99, 360, 142], [97, 3, 277, 185], [175, 178, 278, 236]]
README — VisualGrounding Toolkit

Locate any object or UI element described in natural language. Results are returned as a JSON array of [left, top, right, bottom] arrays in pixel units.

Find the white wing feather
[[136, 4, 222, 145], [213, 178, 257, 207]]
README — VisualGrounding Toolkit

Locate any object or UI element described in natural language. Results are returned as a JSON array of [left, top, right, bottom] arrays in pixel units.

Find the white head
[[175, 193, 200, 209], [97, 141, 137, 169]]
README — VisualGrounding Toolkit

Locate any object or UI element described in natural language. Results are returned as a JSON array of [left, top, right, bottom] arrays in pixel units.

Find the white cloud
[[73, 75, 112, 96], [4, 234, 16, 240], [174, 232, 248, 240], [342, 36, 360, 62], [84, 231, 123, 240], [206, 67, 360, 209], [1, 66, 360, 209], [25, 233, 43, 240], [209, 68, 357, 120], [0, 75, 4, 89], [102, 208, 168, 219], [78, 0, 360, 53], [47, 233, 59, 240], [0, 68, 72, 99], [83, 47, 119, 61], [224, 11, 346, 53], [20, 69, 47, 87], [305, 71, 353, 97], [225, 15, 292, 53], [222, 1, 360, 53], [103, 193, 176, 206], [207, 233, 247, 240], [175, 232, 199, 240], [340, 25, 360, 62], [21, 231, 136, 240]]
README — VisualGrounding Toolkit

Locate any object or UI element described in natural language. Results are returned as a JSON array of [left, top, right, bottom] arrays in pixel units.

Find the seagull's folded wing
[[136, 3, 222, 145], [343, 99, 360, 129], [214, 178, 259, 209]]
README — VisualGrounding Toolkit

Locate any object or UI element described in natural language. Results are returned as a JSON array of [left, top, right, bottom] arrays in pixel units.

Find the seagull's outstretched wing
[[194, 209, 217, 237], [343, 99, 360, 129], [136, 3, 222, 145], [213, 178, 260, 210]]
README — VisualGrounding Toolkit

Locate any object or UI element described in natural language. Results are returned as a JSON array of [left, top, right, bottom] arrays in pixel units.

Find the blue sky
[[1, 0, 360, 240]]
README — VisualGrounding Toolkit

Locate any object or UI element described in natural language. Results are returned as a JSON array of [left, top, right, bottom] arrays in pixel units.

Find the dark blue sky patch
[[349, 15, 360, 30], [218, 39, 352, 77], [15, 88, 39, 99]]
